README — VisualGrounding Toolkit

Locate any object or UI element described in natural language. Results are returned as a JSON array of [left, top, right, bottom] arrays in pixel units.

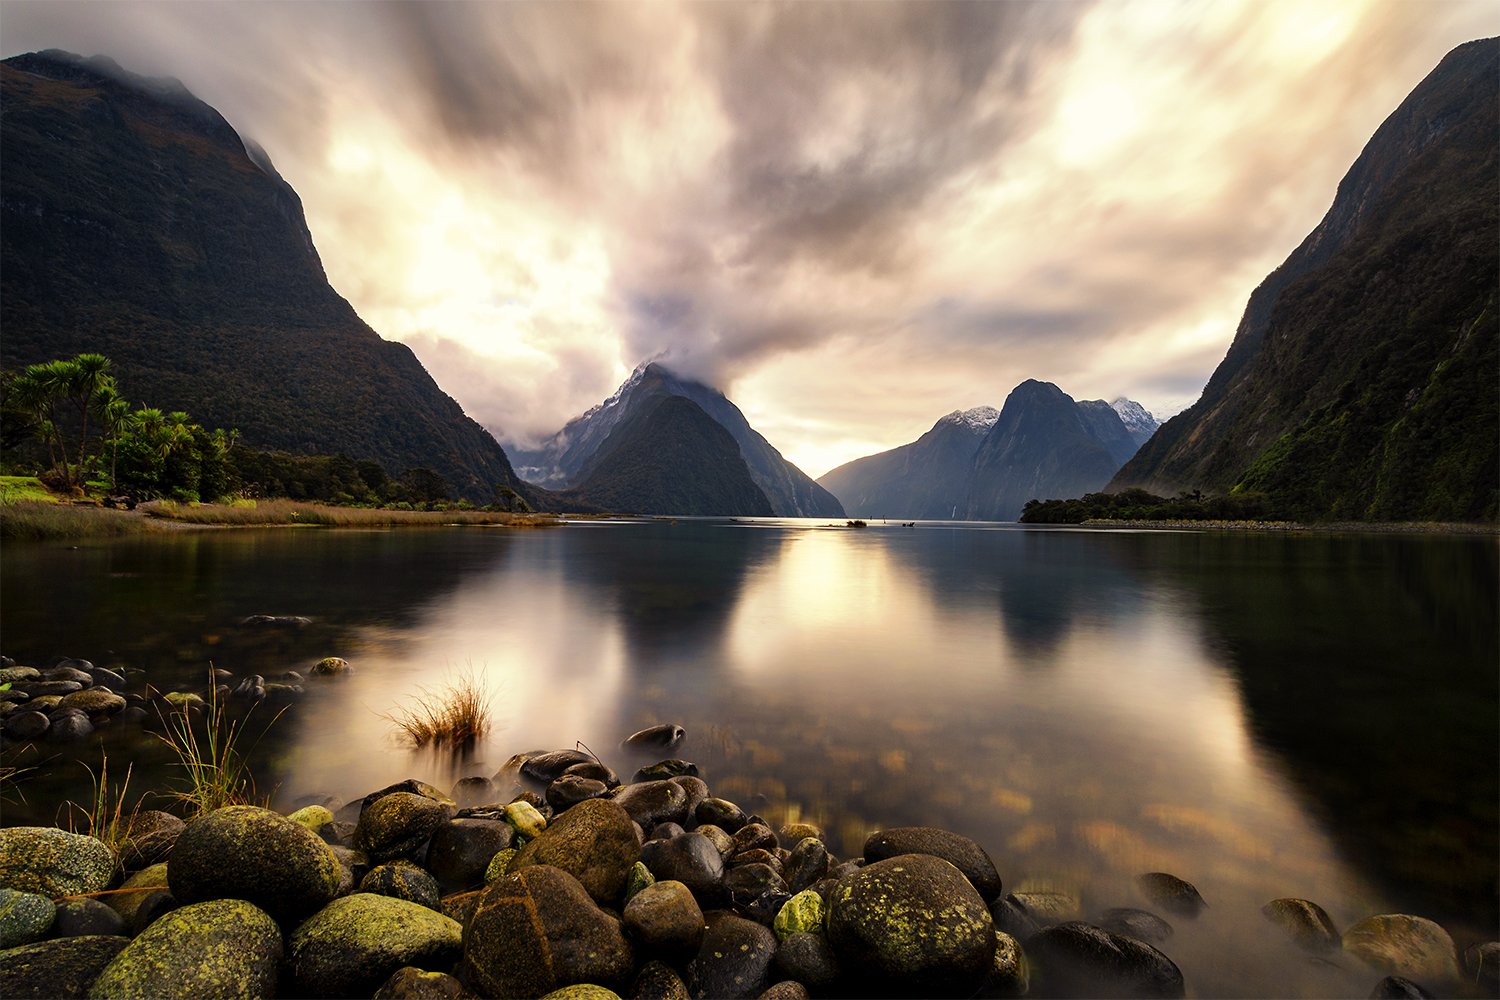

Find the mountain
[[0, 50, 524, 502], [1108, 398, 1161, 449], [559, 395, 773, 516], [1076, 399, 1141, 466], [964, 381, 1125, 521], [817, 407, 998, 519], [513, 362, 844, 518], [1110, 37, 1498, 522]]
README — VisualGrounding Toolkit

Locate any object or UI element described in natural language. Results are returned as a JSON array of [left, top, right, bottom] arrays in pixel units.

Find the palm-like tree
[[32, 360, 80, 487], [69, 354, 113, 485], [9, 372, 55, 472], [93, 387, 131, 488]]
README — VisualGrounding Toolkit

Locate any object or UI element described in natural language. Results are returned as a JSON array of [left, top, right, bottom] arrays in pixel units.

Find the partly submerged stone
[[0, 827, 115, 898], [286, 892, 464, 999], [1135, 873, 1207, 918], [1342, 914, 1460, 984], [1262, 898, 1339, 953], [863, 826, 1003, 902], [88, 899, 282, 1000], [623, 724, 686, 751], [1026, 921, 1184, 999]]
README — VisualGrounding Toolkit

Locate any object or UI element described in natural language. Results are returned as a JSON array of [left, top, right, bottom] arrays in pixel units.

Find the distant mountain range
[[818, 387, 1159, 521], [1111, 37, 1498, 522], [0, 50, 524, 502], [513, 362, 844, 518]]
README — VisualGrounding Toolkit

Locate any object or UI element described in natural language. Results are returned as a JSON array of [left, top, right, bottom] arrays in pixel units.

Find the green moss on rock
[[286, 892, 463, 999], [0, 827, 115, 897], [88, 899, 281, 999]]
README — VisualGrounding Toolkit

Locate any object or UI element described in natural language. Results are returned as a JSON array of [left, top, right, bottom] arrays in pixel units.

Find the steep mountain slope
[[1110, 37, 1498, 521], [965, 381, 1123, 521], [561, 395, 774, 516], [1, 50, 524, 501], [817, 407, 998, 519], [514, 362, 843, 517], [1108, 398, 1161, 449], [1076, 400, 1140, 466]]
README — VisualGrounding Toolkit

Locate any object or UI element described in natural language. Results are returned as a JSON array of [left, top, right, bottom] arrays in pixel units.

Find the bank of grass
[[0, 475, 56, 503], [144, 498, 562, 528], [0, 499, 162, 539]]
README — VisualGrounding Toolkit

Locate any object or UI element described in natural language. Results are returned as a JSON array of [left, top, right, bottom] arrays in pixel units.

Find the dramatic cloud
[[2, 1, 1495, 474]]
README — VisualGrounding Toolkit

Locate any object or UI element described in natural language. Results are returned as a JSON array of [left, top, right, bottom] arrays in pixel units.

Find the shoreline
[[1079, 518, 1499, 535]]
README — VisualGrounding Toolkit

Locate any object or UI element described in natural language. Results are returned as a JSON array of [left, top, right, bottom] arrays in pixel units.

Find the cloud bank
[[2, 1, 1495, 474]]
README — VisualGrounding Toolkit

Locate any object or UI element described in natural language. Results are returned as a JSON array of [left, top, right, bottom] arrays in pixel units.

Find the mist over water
[[4, 521, 1494, 996]]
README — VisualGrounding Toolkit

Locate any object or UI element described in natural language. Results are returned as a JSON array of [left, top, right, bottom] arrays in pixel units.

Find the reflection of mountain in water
[[559, 522, 782, 665], [1149, 533, 1499, 932]]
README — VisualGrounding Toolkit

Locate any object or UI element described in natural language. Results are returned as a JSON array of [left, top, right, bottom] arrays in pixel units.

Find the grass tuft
[[154, 682, 280, 817], [0, 500, 159, 539], [380, 664, 495, 749], [59, 755, 141, 864]]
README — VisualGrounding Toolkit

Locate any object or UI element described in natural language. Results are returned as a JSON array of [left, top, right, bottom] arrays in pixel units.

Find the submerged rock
[[1099, 907, 1174, 946], [1026, 921, 1185, 999], [1135, 873, 1207, 918], [1342, 914, 1459, 984], [1262, 898, 1339, 953], [623, 724, 686, 751]]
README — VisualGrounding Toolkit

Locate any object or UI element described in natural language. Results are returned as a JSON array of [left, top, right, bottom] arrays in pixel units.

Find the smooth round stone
[[0, 666, 41, 684], [685, 915, 777, 999], [668, 776, 708, 823], [732, 823, 778, 854], [629, 958, 690, 1000], [1464, 942, 1500, 994], [623, 879, 706, 952], [23, 680, 86, 697], [1135, 873, 1207, 918], [694, 798, 746, 832], [57, 690, 125, 715], [783, 837, 830, 894], [90, 899, 282, 1000], [562, 760, 621, 788], [104, 863, 171, 931], [0, 934, 131, 1000], [3, 711, 50, 739], [0, 889, 56, 948], [726, 863, 785, 906], [1100, 906, 1175, 945], [863, 826, 1003, 902], [30, 696, 64, 712], [463, 865, 635, 998], [1369, 976, 1435, 999], [45, 711, 93, 742], [826, 854, 996, 997], [361, 863, 442, 911], [287, 893, 463, 999], [1026, 921, 1185, 999], [778, 823, 825, 849], [983, 930, 1030, 998], [288, 804, 334, 834], [373, 967, 472, 998], [773, 889, 826, 941], [504, 799, 548, 839], [354, 792, 452, 863], [114, 811, 185, 873], [640, 832, 726, 907], [168, 804, 342, 925], [760, 982, 810, 1000], [357, 779, 457, 816], [623, 724, 686, 751], [50, 658, 95, 675], [694, 824, 736, 860], [1342, 914, 1460, 984], [88, 667, 127, 690], [425, 818, 516, 894], [548, 775, 610, 812], [730, 848, 782, 873], [49, 897, 125, 939], [776, 931, 840, 989], [509, 798, 641, 906], [1006, 889, 1081, 926], [613, 780, 690, 829], [0, 827, 114, 897], [521, 749, 597, 783], [450, 775, 495, 807], [311, 656, 353, 676], [624, 861, 656, 903], [648, 822, 686, 843], [1262, 898, 1338, 953], [540, 987, 623, 1000]]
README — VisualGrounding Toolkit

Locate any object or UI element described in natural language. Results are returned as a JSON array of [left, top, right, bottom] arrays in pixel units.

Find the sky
[[3, 2, 1495, 477]]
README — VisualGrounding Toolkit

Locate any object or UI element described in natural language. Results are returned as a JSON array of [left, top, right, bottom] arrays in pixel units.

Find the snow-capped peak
[[942, 406, 1000, 434], [1109, 397, 1159, 435]]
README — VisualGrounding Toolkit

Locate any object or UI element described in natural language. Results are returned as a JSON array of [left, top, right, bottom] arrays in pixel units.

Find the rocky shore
[[1, 679, 1497, 998]]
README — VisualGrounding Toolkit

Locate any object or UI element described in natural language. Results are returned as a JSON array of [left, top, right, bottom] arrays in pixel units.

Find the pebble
[[1135, 872, 1207, 918]]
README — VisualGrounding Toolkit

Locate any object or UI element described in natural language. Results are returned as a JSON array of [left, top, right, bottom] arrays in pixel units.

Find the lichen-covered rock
[[1262, 898, 1339, 953], [0, 827, 115, 897], [355, 792, 452, 863], [462, 865, 634, 998], [979, 930, 1029, 998], [286, 893, 464, 999], [0, 934, 131, 999], [826, 854, 995, 997], [547, 775, 610, 812], [1134, 873, 1206, 918], [540, 986, 623, 1000], [509, 798, 641, 906], [426, 818, 516, 894], [775, 931, 839, 990], [686, 914, 778, 999], [630, 959, 691, 999], [104, 863, 171, 930], [623, 879, 705, 952], [1026, 921, 1184, 999], [288, 805, 335, 834], [1342, 914, 1459, 984], [772, 889, 825, 941], [624, 860, 655, 903], [633, 760, 698, 783], [373, 966, 474, 998], [0, 888, 56, 948], [168, 805, 341, 925], [57, 690, 126, 715], [311, 657, 353, 677], [759, 982, 810, 1000], [485, 848, 518, 885], [504, 799, 549, 839], [361, 863, 443, 911], [88, 899, 281, 999], [863, 827, 1003, 903]]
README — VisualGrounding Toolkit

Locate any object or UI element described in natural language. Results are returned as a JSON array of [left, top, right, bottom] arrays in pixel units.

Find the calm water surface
[[4, 520, 1495, 997]]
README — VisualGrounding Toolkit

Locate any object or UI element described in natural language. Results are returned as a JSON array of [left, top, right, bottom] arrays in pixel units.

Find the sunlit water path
[[4, 520, 1495, 997]]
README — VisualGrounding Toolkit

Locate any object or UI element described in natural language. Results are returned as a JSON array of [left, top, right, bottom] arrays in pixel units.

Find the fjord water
[[5, 521, 1495, 996]]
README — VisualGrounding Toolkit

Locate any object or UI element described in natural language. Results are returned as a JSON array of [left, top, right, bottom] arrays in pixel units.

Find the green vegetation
[[61, 756, 140, 863], [154, 686, 278, 818], [379, 665, 495, 749], [0, 500, 161, 539], [1020, 488, 1281, 524], [143, 498, 559, 528]]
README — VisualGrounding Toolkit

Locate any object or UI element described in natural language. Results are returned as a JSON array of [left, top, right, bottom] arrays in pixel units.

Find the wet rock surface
[[1026, 921, 1185, 999], [0, 934, 132, 1000], [862, 826, 1003, 902]]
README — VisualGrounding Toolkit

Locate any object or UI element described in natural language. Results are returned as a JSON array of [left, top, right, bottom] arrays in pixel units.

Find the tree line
[[1, 354, 531, 512]]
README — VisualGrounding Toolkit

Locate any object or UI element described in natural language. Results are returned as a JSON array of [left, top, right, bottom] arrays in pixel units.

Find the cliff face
[[1, 50, 523, 501], [1111, 38, 1498, 521]]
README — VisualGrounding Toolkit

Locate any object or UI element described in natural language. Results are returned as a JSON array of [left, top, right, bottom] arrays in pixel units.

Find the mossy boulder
[[88, 899, 281, 999], [462, 865, 634, 998], [1343, 914, 1460, 984], [0, 888, 56, 948], [862, 827, 1003, 903], [540, 987, 623, 1000], [509, 798, 640, 906], [0, 827, 115, 897], [288, 805, 335, 834], [168, 805, 341, 925], [57, 690, 126, 715], [373, 967, 473, 998], [361, 862, 442, 911], [0, 935, 131, 999], [286, 892, 463, 999], [773, 889, 825, 941], [355, 792, 452, 863], [826, 854, 996, 997], [485, 848, 518, 885]]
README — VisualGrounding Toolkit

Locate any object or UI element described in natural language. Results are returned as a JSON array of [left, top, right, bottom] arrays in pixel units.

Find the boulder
[[639, 833, 726, 907], [562, 760, 621, 788], [288, 805, 335, 835], [509, 798, 641, 907], [1342, 914, 1460, 984], [623, 879, 706, 953], [373, 967, 474, 998], [863, 827, 1003, 902], [826, 854, 995, 997], [775, 931, 839, 990], [633, 760, 698, 783], [89, 899, 281, 999], [426, 818, 516, 894], [451, 776, 496, 808], [0, 934, 131, 999], [1463, 941, 1499, 995], [1006, 890, 1081, 926], [113, 811, 185, 873], [355, 792, 453, 863], [540, 987, 623, 1000], [1368, 976, 1434, 998], [167, 805, 342, 925], [3, 711, 50, 740], [286, 893, 464, 999], [358, 779, 457, 815], [772, 890, 825, 941], [0, 889, 56, 948], [1134, 873, 1206, 918], [45, 710, 94, 742], [629, 959, 691, 999], [462, 865, 634, 998], [613, 781, 690, 829], [104, 863, 171, 930], [1098, 906, 1174, 946], [521, 750, 597, 784], [694, 798, 747, 834], [361, 863, 443, 911], [782, 838, 829, 894], [1262, 898, 1339, 953], [0, 827, 115, 897], [49, 897, 125, 939], [57, 690, 125, 716], [1026, 921, 1184, 999], [547, 775, 610, 812], [504, 800, 548, 839], [686, 914, 778, 999]]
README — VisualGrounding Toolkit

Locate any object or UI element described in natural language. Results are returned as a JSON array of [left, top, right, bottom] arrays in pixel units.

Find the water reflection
[[4, 521, 1494, 997]]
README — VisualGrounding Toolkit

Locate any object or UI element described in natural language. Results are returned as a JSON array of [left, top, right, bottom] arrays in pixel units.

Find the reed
[[60, 754, 141, 860], [154, 685, 279, 817], [145, 498, 561, 528], [0, 500, 157, 539], [380, 664, 495, 749]]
